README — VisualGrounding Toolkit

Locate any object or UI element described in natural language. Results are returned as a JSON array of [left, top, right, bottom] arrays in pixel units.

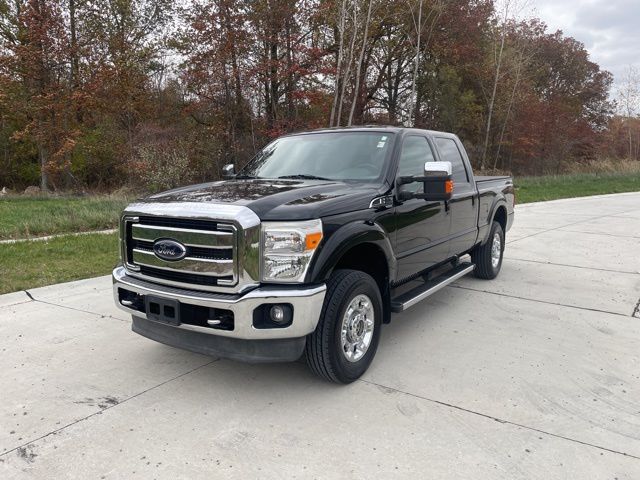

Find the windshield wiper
[[234, 174, 260, 179], [278, 174, 332, 181]]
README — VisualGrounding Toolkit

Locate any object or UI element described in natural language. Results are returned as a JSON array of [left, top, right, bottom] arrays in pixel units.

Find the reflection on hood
[[142, 178, 382, 220]]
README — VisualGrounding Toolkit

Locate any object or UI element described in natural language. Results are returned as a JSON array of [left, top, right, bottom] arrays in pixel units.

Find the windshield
[[239, 132, 394, 182]]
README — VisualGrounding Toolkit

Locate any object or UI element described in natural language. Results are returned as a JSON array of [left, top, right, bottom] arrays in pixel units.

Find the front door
[[394, 135, 451, 281]]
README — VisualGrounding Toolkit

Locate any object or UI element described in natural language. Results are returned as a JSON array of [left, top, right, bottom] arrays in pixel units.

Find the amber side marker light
[[306, 232, 323, 250], [445, 179, 454, 194]]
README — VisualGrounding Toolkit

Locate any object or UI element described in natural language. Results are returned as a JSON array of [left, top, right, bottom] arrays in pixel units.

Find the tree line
[[0, 0, 638, 192]]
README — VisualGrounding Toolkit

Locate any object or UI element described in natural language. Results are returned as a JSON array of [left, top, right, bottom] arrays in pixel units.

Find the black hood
[[143, 179, 383, 220]]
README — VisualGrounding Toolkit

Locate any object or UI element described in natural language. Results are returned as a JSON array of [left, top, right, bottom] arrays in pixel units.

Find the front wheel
[[471, 220, 504, 279], [305, 269, 382, 384]]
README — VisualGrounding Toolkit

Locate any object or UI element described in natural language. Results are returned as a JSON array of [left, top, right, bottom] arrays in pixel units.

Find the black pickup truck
[[113, 127, 514, 383]]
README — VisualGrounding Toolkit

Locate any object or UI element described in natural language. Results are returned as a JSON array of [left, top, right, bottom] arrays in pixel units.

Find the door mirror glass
[[222, 163, 235, 179]]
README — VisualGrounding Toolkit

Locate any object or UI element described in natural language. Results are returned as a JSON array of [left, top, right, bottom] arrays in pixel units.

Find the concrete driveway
[[1, 192, 639, 479]]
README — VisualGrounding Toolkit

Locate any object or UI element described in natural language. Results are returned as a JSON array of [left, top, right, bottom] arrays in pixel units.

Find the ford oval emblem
[[153, 239, 187, 262]]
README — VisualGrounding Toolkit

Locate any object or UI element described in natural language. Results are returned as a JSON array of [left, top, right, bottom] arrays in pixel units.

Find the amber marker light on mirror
[[445, 179, 454, 194]]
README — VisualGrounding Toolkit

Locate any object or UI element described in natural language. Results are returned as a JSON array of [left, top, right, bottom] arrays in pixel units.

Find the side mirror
[[422, 161, 453, 201], [397, 161, 453, 201], [222, 163, 235, 179]]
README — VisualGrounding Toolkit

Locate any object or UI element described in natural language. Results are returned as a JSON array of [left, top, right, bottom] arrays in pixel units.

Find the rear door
[[394, 135, 451, 280], [434, 136, 479, 256]]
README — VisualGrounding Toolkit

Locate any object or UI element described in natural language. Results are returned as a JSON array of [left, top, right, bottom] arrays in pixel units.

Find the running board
[[390, 262, 475, 312]]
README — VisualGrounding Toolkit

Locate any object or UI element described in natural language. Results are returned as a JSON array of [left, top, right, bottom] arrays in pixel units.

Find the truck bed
[[474, 175, 512, 183]]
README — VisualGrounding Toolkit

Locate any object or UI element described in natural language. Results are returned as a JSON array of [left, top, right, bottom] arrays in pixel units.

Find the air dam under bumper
[[112, 266, 326, 363]]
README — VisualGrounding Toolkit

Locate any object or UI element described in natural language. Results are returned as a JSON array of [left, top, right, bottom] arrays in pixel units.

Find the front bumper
[[112, 266, 326, 362]]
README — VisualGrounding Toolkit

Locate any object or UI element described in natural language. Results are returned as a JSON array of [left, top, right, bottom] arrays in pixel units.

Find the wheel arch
[[481, 200, 508, 245], [493, 204, 507, 233], [308, 222, 395, 324]]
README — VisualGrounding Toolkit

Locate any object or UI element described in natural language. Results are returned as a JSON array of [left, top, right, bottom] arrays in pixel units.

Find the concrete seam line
[[554, 229, 640, 240], [633, 298, 640, 319], [0, 299, 32, 307], [359, 379, 640, 461], [0, 359, 218, 458], [25, 290, 130, 323], [0, 293, 33, 307], [505, 257, 640, 275], [507, 206, 640, 245], [450, 284, 633, 318], [514, 212, 597, 218]]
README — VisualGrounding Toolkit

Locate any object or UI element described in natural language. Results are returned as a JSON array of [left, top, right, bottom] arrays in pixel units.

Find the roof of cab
[[290, 125, 458, 139]]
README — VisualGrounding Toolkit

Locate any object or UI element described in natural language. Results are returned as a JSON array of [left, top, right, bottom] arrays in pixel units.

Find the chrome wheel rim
[[491, 232, 502, 268], [340, 294, 375, 362]]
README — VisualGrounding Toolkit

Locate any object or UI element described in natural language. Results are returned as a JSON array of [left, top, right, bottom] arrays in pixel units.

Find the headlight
[[261, 219, 323, 282]]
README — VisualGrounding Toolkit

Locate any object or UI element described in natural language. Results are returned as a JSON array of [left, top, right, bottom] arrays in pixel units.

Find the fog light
[[270, 305, 286, 323], [253, 303, 293, 329]]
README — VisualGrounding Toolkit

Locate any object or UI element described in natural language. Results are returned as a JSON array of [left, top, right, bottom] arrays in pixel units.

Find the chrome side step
[[390, 262, 475, 312]]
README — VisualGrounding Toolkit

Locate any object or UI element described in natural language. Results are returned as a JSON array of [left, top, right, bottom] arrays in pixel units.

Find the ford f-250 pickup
[[113, 127, 514, 383]]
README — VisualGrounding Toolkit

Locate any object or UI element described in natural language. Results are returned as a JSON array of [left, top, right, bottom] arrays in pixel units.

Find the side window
[[397, 136, 435, 193], [435, 138, 469, 184]]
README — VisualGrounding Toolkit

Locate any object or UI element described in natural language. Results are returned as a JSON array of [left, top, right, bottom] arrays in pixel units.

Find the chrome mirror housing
[[222, 163, 235, 179], [424, 161, 452, 177]]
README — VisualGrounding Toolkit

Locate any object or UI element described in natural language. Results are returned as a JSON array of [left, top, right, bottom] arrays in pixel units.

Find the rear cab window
[[434, 137, 469, 185]]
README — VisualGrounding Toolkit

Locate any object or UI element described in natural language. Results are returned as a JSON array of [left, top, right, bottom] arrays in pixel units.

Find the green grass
[[515, 171, 640, 204], [0, 233, 119, 294], [0, 196, 131, 240]]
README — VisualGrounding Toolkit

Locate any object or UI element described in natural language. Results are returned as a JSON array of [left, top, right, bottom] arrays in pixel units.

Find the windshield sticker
[[377, 136, 387, 148]]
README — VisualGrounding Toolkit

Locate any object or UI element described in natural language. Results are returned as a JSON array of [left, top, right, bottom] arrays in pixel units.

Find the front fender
[[307, 221, 396, 284]]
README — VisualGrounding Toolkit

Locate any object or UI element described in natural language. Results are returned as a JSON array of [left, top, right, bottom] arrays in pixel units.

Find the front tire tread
[[306, 269, 381, 384]]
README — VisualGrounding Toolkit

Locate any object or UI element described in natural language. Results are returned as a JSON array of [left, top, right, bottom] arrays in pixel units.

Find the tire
[[305, 269, 382, 384], [471, 221, 504, 279]]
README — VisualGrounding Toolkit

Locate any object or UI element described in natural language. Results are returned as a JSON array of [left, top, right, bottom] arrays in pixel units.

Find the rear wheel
[[305, 269, 382, 384], [471, 221, 504, 279]]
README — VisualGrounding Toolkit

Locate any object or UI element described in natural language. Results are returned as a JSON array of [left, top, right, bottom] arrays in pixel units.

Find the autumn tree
[[508, 31, 613, 173], [617, 65, 640, 160], [0, 0, 76, 190], [0, 0, 624, 191]]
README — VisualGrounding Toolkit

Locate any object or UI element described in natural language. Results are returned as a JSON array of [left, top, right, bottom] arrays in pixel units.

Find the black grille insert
[[181, 304, 234, 331], [132, 239, 232, 260], [138, 266, 233, 286]]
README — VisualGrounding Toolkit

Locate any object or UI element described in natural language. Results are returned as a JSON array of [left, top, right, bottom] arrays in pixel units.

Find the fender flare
[[481, 199, 508, 245], [307, 221, 397, 284]]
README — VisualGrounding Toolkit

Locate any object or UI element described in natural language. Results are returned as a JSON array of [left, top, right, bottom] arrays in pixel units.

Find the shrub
[[132, 143, 195, 193]]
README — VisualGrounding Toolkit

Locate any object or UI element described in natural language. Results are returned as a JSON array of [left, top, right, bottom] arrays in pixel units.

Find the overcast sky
[[528, 0, 638, 92]]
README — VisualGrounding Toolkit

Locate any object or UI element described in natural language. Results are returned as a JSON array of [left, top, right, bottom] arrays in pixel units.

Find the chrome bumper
[[112, 266, 326, 340]]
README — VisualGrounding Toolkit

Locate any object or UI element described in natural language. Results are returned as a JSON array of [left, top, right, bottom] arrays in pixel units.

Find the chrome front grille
[[123, 216, 238, 288], [119, 202, 262, 294]]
